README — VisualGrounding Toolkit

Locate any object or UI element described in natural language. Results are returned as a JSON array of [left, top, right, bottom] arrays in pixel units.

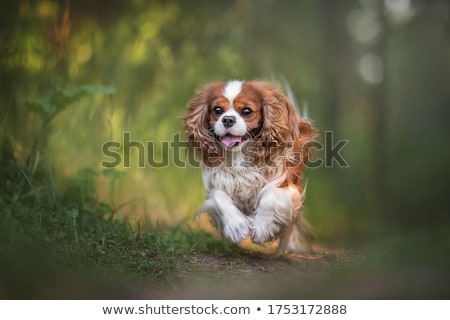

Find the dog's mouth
[[218, 130, 260, 148], [220, 134, 243, 148]]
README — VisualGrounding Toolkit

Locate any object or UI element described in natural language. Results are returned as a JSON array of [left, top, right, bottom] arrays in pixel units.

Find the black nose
[[222, 116, 236, 128]]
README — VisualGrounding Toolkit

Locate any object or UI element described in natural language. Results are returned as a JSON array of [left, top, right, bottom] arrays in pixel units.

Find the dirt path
[[140, 247, 359, 299]]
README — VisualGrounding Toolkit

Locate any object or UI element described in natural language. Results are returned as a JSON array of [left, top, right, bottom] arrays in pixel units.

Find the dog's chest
[[201, 159, 267, 215]]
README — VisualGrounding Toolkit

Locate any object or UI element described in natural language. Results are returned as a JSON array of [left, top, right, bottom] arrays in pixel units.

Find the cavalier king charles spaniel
[[183, 80, 316, 253]]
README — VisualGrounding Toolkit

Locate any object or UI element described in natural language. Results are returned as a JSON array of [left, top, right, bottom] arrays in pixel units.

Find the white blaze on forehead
[[214, 80, 247, 143], [223, 80, 243, 106]]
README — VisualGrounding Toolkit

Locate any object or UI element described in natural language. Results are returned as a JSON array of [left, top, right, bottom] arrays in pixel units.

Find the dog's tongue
[[221, 135, 242, 148]]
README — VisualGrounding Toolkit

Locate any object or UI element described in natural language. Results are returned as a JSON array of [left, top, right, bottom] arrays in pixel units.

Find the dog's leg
[[196, 189, 251, 243], [251, 185, 297, 244]]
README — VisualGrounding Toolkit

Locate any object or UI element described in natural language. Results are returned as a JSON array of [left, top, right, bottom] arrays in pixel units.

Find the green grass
[[0, 198, 244, 298], [0, 163, 243, 299]]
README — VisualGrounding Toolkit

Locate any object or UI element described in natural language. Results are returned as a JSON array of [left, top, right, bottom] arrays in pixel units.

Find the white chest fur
[[202, 150, 262, 213], [200, 147, 282, 215]]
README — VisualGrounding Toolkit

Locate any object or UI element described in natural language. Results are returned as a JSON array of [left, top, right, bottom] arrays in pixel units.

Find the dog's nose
[[222, 116, 236, 128]]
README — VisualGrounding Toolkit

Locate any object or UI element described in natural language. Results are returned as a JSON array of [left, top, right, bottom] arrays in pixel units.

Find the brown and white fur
[[183, 80, 316, 252]]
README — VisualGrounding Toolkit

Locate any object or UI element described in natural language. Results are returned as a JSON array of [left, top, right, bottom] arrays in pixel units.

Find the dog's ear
[[280, 93, 317, 171], [182, 82, 225, 160], [183, 85, 211, 148], [259, 84, 300, 143], [255, 82, 317, 170]]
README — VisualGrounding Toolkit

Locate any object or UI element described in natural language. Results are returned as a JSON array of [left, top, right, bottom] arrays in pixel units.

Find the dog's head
[[183, 80, 316, 169]]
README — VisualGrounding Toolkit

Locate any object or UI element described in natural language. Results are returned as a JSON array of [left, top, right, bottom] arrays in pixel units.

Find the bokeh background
[[1, 0, 449, 262]]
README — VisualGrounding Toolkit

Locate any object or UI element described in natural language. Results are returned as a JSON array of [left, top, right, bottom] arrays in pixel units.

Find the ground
[[126, 239, 450, 300], [133, 246, 361, 299]]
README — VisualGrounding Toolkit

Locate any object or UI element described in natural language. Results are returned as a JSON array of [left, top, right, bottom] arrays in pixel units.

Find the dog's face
[[208, 80, 263, 148]]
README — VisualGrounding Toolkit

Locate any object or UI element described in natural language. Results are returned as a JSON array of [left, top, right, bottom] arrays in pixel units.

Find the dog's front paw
[[252, 186, 293, 245], [222, 215, 250, 243], [251, 217, 282, 245]]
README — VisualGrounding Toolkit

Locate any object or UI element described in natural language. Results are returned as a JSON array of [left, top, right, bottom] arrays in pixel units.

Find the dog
[[183, 80, 316, 252]]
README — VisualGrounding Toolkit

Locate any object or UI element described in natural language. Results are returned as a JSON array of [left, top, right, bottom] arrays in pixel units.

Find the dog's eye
[[213, 106, 223, 115], [242, 107, 253, 116]]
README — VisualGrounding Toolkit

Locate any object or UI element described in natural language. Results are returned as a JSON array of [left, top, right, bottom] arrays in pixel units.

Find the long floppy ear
[[260, 83, 299, 144], [279, 93, 317, 160], [278, 92, 317, 171], [182, 82, 225, 160], [258, 82, 317, 170]]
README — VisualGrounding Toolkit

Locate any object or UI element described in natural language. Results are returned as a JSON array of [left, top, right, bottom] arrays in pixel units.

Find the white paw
[[222, 215, 250, 243], [251, 217, 282, 245], [252, 186, 293, 245]]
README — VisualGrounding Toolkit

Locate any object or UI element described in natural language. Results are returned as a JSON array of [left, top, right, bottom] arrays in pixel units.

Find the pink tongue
[[221, 135, 242, 148]]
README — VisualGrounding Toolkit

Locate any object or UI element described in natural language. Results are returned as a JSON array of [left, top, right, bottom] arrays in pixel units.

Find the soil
[[137, 246, 360, 299]]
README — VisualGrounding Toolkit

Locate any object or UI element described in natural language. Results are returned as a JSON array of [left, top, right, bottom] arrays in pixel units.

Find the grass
[[0, 196, 246, 298], [0, 157, 244, 298]]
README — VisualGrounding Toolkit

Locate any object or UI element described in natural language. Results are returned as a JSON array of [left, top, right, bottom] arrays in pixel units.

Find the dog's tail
[[282, 77, 310, 121]]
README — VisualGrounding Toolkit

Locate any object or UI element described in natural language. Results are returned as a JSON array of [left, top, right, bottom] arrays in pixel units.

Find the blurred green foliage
[[1, 0, 449, 246]]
